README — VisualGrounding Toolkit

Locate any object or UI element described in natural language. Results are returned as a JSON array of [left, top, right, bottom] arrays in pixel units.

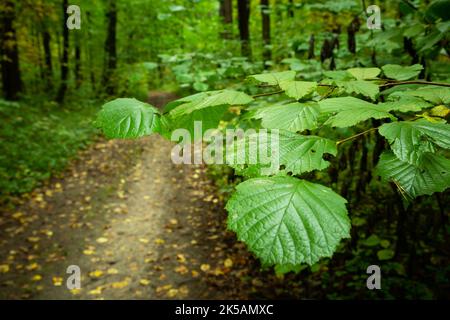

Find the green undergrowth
[[0, 97, 100, 201]]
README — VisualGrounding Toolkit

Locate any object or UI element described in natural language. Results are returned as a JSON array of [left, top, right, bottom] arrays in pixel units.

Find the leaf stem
[[252, 90, 285, 98], [336, 127, 378, 146]]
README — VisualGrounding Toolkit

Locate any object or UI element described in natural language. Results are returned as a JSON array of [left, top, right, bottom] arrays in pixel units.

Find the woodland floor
[[0, 92, 299, 300]]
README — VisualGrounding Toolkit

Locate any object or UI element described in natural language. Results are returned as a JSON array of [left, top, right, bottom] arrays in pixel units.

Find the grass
[[0, 97, 99, 200]]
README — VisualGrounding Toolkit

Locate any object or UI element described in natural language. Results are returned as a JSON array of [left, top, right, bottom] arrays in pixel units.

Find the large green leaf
[[227, 130, 337, 176], [226, 176, 351, 265], [347, 67, 381, 80], [169, 90, 253, 116], [376, 152, 450, 198], [319, 97, 395, 128], [337, 80, 380, 101], [381, 64, 423, 81], [163, 92, 209, 113], [279, 80, 317, 100], [252, 102, 320, 132], [401, 87, 450, 105], [248, 71, 296, 85], [379, 120, 450, 164], [97, 98, 160, 139], [381, 92, 432, 113], [161, 105, 228, 141]]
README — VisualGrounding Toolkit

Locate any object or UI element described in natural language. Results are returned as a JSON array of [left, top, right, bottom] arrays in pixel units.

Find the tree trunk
[[1, 0, 22, 100], [74, 39, 81, 89], [219, 0, 233, 39], [237, 0, 251, 58], [42, 29, 53, 90], [102, 0, 117, 95], [56, 0, 70, 103], [288, 0, 294, 18], [347, 17, 360, 54], [308, 34, 315, 59], [261, 0, 271, 65]]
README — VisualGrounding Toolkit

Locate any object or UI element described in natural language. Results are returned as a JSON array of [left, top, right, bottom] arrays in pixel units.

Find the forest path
[[0, 92, 240, 299]]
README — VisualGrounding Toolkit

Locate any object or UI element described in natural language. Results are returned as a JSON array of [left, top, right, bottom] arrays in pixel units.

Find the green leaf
[[163, 92, 209, 113], [274, 264, 307, 275], [376, 151, 450, 198], [382, 64, 423, 81], [248, 71, 296, 85], [279, 80, 317, 100], [226, 176, 350, 266], [377, 249, 395, 261], [252, 102, 320, 132], [169, 90, 253, 116], [161, 105, 228, 141], [362, 234, 380, 247], [347, 67, 381, 80], [379, 120, 450, 164], [97, 98, 160, 139], [227, 130, 337, 176], [403, 87, 450, 105], [319, 97, 395, 128], [337, 80, 380, 100], [381, 92, 432, 113], [323, 70, 352, 80]]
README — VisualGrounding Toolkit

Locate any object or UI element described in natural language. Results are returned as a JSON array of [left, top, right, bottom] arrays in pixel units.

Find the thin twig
[[252, 90, 285, 98], [380, 80, 450, 88], [336, 127, 378, 146]]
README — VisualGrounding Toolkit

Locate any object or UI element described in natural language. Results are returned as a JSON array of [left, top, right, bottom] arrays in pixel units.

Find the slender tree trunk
[[1, 0, 22, 100], [237, 0, 251, 58], [308, 34, 315, 59], [219, 0, 233, 39], [288, 0, 294, 18], [56, 0, 70, 103], [347, 16, 360, 54], [42, 29, 53, 90], [86, 11, 96, 92], [74, 39, 81, 89], [261, 0, 271, 66], [102, 0, 117, 95]]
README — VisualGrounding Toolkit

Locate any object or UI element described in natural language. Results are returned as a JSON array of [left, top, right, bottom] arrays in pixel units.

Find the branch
[[380, 80, 450, 88], [252, 90, 284, 98], [336, 127, 378, 146]]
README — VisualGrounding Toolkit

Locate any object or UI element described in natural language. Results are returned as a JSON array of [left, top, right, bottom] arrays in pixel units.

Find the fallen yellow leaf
[[89, 270, 104, 278], [0, 264, 10, 273], [70, 288, 81, 295], [167, 288, 178, 298], [32, 274, 42, 281], [176, 254, 186, 263], [83, 249, 95, 255], [175, 265, 189, 274], [107, 268, 119, 275], [53, 277, 63, 286], [88, 287, 103, 295], [26, 262, 39, 271], [111, 279, 129, 289], [27, 237, 40, 243], [139, 279, 151, 286], [224, 258, 233, 268], [200, 264, 210, 272], [96, 237, 108, 244]]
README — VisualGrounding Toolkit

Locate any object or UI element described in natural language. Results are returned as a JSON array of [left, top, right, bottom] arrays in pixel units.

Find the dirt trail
[[0, 92, 246, 299]]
